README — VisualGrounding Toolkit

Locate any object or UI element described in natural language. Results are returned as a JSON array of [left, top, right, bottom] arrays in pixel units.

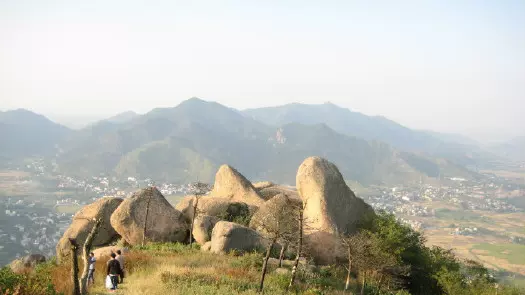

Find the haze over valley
[[1, 1, 525, 294]]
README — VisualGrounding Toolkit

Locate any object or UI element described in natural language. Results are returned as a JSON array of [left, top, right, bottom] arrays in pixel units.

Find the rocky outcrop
[[176, 196, 250, 223], [9, 254, 46, 273], [210, 221, 268, 254], [56, 197, 123, 262], [249, 194, 302, 236], [92, 246, 129, 261], [209, 165, 265, 206], [255, 184, 300, 201], [110, 187, 188, 245], [252, 181, 274, 190], [192, 215, 221, 245], [296, 157, 375, 264], [201, 241, 212, 252]]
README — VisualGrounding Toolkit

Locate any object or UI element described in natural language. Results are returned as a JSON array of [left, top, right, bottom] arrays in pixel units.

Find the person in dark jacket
[[106, 253, 122, 291]]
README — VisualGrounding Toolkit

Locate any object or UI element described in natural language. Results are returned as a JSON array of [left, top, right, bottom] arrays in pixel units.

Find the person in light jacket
[[87, 252, 96, 285]]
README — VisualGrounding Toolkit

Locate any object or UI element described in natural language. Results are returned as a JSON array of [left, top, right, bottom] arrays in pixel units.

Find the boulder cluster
[[48, 156, 375, 266]]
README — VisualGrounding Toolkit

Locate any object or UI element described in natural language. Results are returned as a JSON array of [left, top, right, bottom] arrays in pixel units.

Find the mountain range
[[1, 98, 520, 185]]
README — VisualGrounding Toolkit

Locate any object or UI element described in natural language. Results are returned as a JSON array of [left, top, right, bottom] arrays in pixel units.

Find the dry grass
[[46, 243, 353, 295]]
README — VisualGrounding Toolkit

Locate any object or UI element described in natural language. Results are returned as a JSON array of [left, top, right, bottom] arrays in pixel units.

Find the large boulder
[[176, 196, 250, 222], [201, 241, 212, 252], [110, 187, 188, 245], [9, 254, 46, 273], [192, 215, 221, 245], [56, 197, 123, 262], [249, 194, 302, 236], [296, 157, 375, 264], [210, 221, 268, 254], [92, 246, 129, 261], [255, 184, 300, 201], [252, 181, 274, 190], [209, 165, 265, 206]]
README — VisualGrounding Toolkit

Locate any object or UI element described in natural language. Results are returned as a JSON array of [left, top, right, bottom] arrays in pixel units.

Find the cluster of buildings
[[0, 198, 71, 266], [362, 178, 523, 232]]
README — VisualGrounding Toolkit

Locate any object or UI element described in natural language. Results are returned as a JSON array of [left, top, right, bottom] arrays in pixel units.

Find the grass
[[50, 243, 359, 295], [472, 243, 525, 265], [435, 208, 492, 223]]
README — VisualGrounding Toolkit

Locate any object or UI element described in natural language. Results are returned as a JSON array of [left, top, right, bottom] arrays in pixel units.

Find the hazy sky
[[1, 1, 524, 140]]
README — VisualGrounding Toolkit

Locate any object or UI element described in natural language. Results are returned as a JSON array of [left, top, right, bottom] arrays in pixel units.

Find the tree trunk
[[79, 219, 101, 295], [69, 239, 80, 295], [142, 191, 153, 247], [288, 208, 303, 290], [259, 240, 275, 292], [189, 196, 199, 248], [278, 243, 287, 268], [360, 272, 366, 295], [345, 246, 352, 291]]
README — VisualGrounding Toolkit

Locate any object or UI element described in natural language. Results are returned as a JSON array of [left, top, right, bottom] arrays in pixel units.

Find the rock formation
[[9, 254, 46, 273], [176, 196, 250, 223], [255, 184, 300, 201], [92, 246, 129, 260], [209, 165, 265, 206], [210, 221, 268, 254], [249, 193, 302, 236], [296, 156, 375, 264], [56, 197, 123, 262], [192, 215, 221, 245], [110, 187, 188, 245], [201, 241, 212, 252]]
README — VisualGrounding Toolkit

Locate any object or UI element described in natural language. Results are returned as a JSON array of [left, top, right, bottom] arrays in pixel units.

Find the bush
[[229, 252, 263, 270], [134, 242, 197, 254], [0, 264, 61, 295]]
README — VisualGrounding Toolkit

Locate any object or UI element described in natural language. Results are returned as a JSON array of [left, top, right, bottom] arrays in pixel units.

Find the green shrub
[[134, 242, 198, 253], [229, 252, 263, 270], [0, 265, 61, 295]]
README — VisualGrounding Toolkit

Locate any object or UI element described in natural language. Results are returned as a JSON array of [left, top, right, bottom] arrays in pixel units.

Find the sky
[[1, 0, 524, 141]]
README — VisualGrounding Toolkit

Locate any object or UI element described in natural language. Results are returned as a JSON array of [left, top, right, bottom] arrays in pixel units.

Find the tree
[[288, 200, 306, 290], [350, 231, 400, 295], [68, 238, 80, 295], [188, 182, 211, 248], [250, 195, 299, 292], [79, 218, 101, 295]]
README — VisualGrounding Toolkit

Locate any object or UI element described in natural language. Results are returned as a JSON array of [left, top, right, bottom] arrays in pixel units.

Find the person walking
[[115, 250, 125, 283], [87, 252, 96, 286], [106, 253, 122, 292]]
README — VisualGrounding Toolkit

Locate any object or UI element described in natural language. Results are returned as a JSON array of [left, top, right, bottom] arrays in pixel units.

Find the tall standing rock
[[296, 157, 375, 264], [110, 187, 188, 245], [56, 197, 123, 262], [210, 165, 265, 207]]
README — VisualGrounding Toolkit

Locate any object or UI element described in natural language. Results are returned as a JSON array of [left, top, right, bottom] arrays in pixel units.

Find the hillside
[[0, 99, 477, 184], [243, 102, 445, 151], [102, 111, 140, 124], [243, 102, 496, 169], [51, 98, 474, 185], [0, 109, 71, 164], [491, 136, 525, 161]]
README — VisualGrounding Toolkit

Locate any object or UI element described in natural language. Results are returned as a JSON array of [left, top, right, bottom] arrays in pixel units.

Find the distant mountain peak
[[181, 97, 207, 105], [104, 111, 140, 124]]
